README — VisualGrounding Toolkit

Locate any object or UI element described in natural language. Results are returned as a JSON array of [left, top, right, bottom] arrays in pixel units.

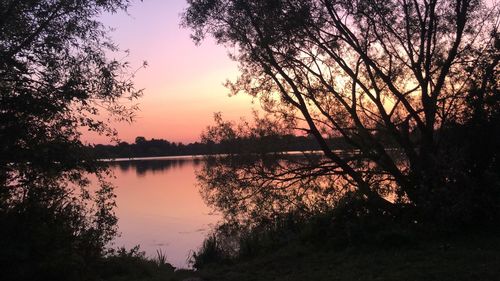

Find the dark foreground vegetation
[[75, 205, 500, 281], [193, 213, 500, 281], [0, 1, 142, 280], [196, 230, 500, 281]]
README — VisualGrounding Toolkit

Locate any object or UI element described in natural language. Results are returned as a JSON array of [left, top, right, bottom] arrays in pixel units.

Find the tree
[[0, 1, 141, 279], [184, 0, 500, 224]]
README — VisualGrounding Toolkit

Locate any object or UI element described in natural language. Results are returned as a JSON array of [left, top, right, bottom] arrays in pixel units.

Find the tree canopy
[[184, 0, 500, 225], [0, 1, 141, 279]]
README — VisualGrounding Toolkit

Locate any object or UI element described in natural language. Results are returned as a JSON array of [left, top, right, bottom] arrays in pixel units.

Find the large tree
[[184, 0, 499, 224], [0, 1, 141, 279]]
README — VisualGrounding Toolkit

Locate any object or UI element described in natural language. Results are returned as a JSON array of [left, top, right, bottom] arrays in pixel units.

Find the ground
[[148, 229, 500, 281]]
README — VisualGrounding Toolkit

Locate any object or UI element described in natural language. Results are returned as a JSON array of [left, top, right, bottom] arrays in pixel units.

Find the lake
[[104, 156, 220, 269]]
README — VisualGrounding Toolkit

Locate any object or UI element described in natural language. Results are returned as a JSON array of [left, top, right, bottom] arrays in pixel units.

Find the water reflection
[[105, 157, 218, 269], [106, 153, 389, 269], [196, 151, 400, 228], [109, 158, 202, 177]]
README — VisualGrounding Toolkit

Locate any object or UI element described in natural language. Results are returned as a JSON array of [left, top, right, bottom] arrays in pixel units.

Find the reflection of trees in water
[[109, 158, 202, 176], [196, 152, 400, 226]]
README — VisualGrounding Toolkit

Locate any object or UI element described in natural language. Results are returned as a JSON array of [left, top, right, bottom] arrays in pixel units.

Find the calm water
[[105, 157, 220, 268]]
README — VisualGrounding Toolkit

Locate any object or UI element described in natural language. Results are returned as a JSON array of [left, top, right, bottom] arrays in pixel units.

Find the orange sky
[[84, 0, 254, 144]]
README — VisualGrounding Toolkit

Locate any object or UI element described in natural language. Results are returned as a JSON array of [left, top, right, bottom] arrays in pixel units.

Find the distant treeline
[[90, 135, 352, 159]]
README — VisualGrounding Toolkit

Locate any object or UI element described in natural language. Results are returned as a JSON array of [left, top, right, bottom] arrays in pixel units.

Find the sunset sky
[[86, 0, 255, 144]]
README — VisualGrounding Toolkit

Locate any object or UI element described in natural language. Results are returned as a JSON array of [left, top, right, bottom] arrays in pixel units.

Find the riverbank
[[195, 230, 500, 281], [102, 228, 499, 281]]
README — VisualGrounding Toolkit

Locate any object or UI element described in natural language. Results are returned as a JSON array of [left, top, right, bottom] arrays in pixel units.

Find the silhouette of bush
[[191, 193, 425, 270], [190, 235, 232, 269], [0, 0, 140, 280], [0, 197, 109, 281], [94, 246, 176, 280]]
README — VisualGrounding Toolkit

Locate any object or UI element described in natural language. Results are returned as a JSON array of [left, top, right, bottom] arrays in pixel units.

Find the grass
[[197, 230, 500, 281], [93, 228, 500, 281]]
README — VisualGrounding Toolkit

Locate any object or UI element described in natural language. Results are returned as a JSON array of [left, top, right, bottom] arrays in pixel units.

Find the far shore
[[98, 150, 328, 162]]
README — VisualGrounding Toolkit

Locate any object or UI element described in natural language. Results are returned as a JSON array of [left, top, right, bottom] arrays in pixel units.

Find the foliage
[[191, 193, 499, 276], [155, 249, 169, 268], [190, 194, 414, 270], [196, 229, 500, 281], [0, 0, 142, 279], [190, 234, 232, 270], [184, 0, 500, 224], [95, 246, 178, 281]]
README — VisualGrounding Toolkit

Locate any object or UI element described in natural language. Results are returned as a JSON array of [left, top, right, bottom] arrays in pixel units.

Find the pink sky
[[84, 0, 254, 144]]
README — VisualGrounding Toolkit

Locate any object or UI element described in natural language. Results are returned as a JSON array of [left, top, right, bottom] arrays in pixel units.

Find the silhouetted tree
[[184, 0, 500, 225], [0, 1, 141, 280], [135, 136, 147, 144]]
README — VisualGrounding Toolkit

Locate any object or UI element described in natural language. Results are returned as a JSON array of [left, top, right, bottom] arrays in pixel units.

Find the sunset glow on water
[[105, 159, 220, 268]]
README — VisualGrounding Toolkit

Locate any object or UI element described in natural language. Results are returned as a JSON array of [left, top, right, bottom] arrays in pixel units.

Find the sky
[[85, 0, 254, 144]]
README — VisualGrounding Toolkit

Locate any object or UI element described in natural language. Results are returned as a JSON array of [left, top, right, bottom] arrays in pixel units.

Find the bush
[[190, 235, 231, 269], [95, 246, 176, 281]]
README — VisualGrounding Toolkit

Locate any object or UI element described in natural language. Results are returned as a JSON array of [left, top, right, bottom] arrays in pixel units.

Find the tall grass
[[190, 234, 230, 269], [95, 246, 177, 280]]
